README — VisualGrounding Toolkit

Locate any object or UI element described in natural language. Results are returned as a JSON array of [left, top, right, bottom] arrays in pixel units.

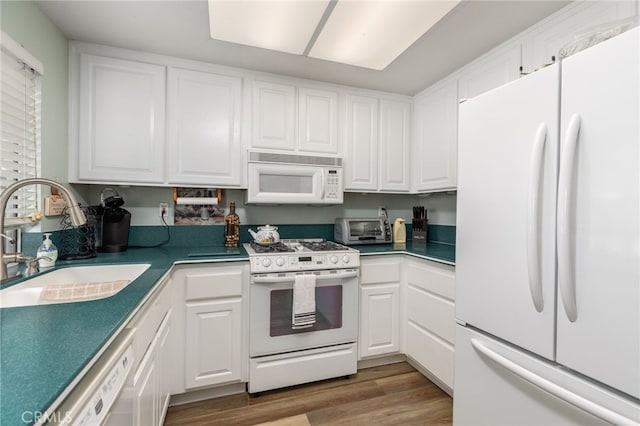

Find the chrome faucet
[[0, 178, 86, 281]]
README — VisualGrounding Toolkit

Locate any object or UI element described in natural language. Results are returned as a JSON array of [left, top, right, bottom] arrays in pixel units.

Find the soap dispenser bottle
[[36, 233, 58, 268], [393, 218, 406, 243]]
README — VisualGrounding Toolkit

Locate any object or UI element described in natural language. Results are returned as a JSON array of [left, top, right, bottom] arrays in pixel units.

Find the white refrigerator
[[454, 26, 640, 425]]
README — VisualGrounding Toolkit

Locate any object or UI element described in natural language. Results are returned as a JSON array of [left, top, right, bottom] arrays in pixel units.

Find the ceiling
[[35, 0, 570, 96]]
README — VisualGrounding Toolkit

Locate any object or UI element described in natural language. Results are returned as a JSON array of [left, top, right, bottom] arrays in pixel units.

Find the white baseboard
[[169, 382, 246, 406]]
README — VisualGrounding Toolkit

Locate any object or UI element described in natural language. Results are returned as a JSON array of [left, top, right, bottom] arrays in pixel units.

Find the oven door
[[250, 269, 358, 357]]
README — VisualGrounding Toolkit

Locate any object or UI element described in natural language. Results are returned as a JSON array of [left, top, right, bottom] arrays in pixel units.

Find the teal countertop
[[0, 246, 247, 426], [0, 241, 453, 425], [358, 241, 456, 265]]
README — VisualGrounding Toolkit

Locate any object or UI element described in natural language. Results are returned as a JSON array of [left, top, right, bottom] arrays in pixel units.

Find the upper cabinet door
[[457, 44, 522, 101], [344, 94, 378, 191], [298, 87, 339, 154], [167, 68, 242, 187], [379, 99, 411, 192], [251, 81, 296, 151], [413, 80, 458, 192], [78, 54, 166, 183]]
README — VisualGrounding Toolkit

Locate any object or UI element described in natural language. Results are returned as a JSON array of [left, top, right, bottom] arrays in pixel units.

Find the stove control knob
[[276, 257, 285, 267], [262, 258, 272, 268], [342, 255, 351, 264], [329, 255, 338, 264]]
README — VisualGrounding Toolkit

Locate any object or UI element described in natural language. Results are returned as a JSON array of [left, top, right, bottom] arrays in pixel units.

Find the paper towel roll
[[175, 197, 218, 205]]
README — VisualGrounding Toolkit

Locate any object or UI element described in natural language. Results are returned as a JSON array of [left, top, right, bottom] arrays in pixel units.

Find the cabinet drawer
[[360, 257, 401, 285], [184, 266, 244, 300], [406, 285, 455, 344], [406, 322, 454, 390], [405, 259, 455, 300]]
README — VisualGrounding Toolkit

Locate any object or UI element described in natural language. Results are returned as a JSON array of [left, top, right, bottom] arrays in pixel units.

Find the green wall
[[1, 0, 89, 231]]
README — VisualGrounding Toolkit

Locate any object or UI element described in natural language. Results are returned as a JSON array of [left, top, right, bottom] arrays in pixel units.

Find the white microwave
[[246, 151, 343, 205]]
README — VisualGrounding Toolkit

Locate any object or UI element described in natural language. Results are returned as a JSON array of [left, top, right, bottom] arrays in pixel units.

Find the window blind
[[1, 40, 42, 224]]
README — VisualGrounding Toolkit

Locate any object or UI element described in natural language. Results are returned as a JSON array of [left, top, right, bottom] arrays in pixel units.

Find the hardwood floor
[[164, 362, 453, 425]]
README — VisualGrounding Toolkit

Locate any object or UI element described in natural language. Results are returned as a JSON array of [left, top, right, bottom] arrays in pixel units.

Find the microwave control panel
[[324, 169, 342, 201]]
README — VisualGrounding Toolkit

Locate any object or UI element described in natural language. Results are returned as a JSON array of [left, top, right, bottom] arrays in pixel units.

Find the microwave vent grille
[[249, 151, 342, 167]]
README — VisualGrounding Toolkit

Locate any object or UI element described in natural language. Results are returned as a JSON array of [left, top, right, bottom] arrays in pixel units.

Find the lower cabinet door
[[359, 284, 400, 359], [133, 348, 157, 426], [156, 311, 172, 424], [185, 298, 242, 389]]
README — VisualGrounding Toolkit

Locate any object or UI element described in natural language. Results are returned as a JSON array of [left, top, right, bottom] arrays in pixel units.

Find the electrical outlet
[[159, 202, 169, 217], [378, 206, 387, 218]]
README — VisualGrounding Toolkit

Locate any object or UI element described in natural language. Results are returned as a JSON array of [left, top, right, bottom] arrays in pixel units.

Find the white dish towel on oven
[[292, 273, 316, 327]]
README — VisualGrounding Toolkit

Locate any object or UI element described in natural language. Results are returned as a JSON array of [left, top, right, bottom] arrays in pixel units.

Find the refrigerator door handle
[[527, 122, 547, 312], [470, 337, 634, 425], [557, 113, 581, 322]]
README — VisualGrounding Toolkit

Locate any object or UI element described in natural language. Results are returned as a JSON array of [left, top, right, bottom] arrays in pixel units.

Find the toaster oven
[[334, 218, 392, 245]]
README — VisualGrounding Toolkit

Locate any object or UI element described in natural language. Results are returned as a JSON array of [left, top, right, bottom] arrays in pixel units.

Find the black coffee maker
[[94, 188, 131, 253]]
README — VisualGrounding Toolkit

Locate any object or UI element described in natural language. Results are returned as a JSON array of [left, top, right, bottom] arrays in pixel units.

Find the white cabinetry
[[155, 312, 172, 420], [457, 43, 522, 100], [167, 68, 243, 187], [344, 94, 378, 190], [133, 342, 156, 426], [185, 298, 242, 389], [108, 276, 173, 426], [345, 95, 411, 192], [358, 256, 402, 359], [521, 0, 638, 73], [70, 43, 246, 188], [250, 79, 339, 155], [74, 54, 166, 184], [132, 310, 171, 426], [404, 258, 455, 393], [171, 263, 248, 393], [298, 87, 338, 154], [379, 99, 411, 192], [412, 79, 458, 192], [251, 80, 296, 151]]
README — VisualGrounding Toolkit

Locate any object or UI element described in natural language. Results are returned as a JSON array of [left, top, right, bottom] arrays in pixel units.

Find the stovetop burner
[[298, 240, 349, 251], [249, 241, 295, 253], [246, 239, 352, 254]]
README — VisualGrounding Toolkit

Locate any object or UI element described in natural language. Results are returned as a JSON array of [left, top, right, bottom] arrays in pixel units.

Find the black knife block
[[412, 221, 428, 246]]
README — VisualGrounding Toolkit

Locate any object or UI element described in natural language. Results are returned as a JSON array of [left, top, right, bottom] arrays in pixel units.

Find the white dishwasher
[[47, 329, 134, 426]]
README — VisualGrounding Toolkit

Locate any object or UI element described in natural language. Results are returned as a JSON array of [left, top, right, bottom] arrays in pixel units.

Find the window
[[0, 32, 43, 226]]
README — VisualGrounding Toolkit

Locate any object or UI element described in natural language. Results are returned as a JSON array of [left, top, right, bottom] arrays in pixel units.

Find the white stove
[[244, 239, 359, 273], [246, 238, 360, 393]]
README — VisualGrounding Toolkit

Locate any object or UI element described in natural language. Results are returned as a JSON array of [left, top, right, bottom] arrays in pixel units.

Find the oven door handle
[[251, 269, 358, 284]]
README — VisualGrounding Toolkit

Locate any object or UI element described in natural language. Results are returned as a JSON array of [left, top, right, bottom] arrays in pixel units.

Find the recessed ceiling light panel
[[309, 0, 461, 70], [208, 0, 460, 70], [208, 0, 330, 55]]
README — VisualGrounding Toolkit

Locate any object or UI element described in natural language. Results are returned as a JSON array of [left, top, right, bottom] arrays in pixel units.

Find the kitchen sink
[[0, 263, 150, 309]]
